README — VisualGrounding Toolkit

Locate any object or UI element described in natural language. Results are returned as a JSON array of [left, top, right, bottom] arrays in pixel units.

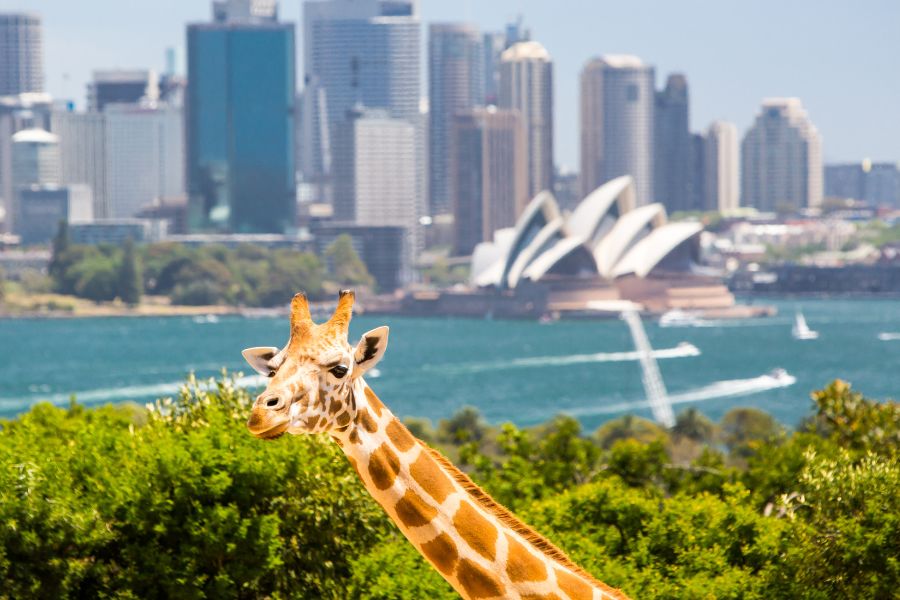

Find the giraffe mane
[[422, 444, 626, 599]]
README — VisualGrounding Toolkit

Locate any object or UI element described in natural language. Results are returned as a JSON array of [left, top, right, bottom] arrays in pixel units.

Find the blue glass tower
[[187, 11, 295, 233]]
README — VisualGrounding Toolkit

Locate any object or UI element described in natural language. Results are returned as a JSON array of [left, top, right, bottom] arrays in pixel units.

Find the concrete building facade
[[51, 109, 109, 219], [499, 40, 553, 201], [580, 55, 655, 206], [704, 120, 740, 213], [741, 98, 822, 212], [0, 13, 43, 96]]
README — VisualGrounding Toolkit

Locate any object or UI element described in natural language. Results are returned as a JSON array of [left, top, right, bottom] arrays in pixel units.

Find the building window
[[626, 84, 639, 102]]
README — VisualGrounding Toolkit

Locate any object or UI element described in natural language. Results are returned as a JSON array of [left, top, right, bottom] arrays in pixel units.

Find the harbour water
[[1, 298, 897, 431]]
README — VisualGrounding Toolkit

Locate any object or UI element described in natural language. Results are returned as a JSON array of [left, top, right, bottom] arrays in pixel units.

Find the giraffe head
[[241, 290, 388, 439]]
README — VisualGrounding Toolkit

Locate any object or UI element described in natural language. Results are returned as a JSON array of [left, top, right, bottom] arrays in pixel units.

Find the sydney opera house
[[405, 176, 753, 318]]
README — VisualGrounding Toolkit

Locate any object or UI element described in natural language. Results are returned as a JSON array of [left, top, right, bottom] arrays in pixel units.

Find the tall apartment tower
[[499, 41, 553, 202], [451, 107, 527, 256], [741, 98, 822, 212], [580, 55, 655, 205], [0, 13, 43, 96], [654, 73, 691, 212], [301, 0, 420, 182], [428, 23, 484, 216], [186, 1, 295, 233], [704, 120, 740, 213], [481, 31, 505, 104]]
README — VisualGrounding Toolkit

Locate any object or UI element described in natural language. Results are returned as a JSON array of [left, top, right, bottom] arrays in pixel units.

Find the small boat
[[791, 311, 818, 340], [192, 314, 220, 324], [659, 309, 705, 328], [878, 332, 900, 341]]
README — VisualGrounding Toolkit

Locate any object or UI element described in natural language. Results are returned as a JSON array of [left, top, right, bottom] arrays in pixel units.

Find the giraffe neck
[[332, 381, 627, 600]]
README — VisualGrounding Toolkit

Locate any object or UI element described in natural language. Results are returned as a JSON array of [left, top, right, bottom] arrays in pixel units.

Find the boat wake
[[0, 374, 267, 411], [567, 369, 797, 417], [433, 342, 700, 375]]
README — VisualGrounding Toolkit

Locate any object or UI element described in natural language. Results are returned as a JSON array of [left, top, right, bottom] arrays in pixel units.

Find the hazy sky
[[8, 0, 900, 167]]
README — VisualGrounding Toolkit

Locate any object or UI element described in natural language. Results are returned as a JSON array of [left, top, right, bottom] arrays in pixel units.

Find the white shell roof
[[593, 203, 666, 278], [566, 175, 635, 242], [612, 222, 703, 278]]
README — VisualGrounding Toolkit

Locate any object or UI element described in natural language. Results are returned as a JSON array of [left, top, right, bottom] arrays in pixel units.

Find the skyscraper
[[581, 55, 655, 205], [704, 121, 740, 213], [428, 23, 484, 216], [741, 98, 822, 212], [500, 40, 554, 201], [654, 73, 691, 212], [825, 160, 900, 207], [481, 31, 505, 104], [0, 13, 43, 96], [300, 0, 420, 182], [580, 55, 655, 205], [451, 107, 527, 256], [186, 1, 295, 233], [105, 103, 184, 218], [332, 108, 418, 281], [0, 93, 52, 232], [51, 109, 108, 218], [10, 127, 58, 234]]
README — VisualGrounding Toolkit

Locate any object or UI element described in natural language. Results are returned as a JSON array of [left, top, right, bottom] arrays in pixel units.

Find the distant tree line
[[45, 222, 374, 306], [0, 378, 896, 599]]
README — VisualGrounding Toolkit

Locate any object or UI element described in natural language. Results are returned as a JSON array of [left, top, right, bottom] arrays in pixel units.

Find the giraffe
[[242, 291, 630, 600]]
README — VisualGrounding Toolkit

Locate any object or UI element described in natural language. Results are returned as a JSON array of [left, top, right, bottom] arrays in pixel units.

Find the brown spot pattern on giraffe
[[556, 568, 594, 600], [505, 533, 548, 582], [456, 558, 503, 599], [521, 594, 563, 600], [364, 386, 384, 417], [409, 449, 455, 504], [367, 443, 401, 490], [335, 411, 351, 427], [453, 501, 498, 562], [386, 419, 416, 452], [358, 408, 379, 433], [394, 489, 438, 528], [420, 531, 458, 577]]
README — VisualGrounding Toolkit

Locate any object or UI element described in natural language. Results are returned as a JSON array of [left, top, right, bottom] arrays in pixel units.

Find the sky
[[6, 0, 899, 168]]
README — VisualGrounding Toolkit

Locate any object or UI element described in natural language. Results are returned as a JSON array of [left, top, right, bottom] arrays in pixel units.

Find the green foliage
[[117, 238, 143, 305], [324, 235, 374, 291], [422, 257, 469, 288], [0, 375, 392, 599], [0, 380, 896, 599]]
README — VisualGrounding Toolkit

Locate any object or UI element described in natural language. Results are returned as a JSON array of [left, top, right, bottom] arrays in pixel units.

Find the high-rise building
[[0, 92, 52, 232], [10, 127, 58, 233], [553, 166, 580, 212], [500, 40, 553, 201], [688, 133, 706, 211], [741, 98, 822, 212], [212, 0, 278, 22], [451, 107, 527, 256], [88, 70, 159, 112], [654, 73, 691, 212], [825, 160, 900, 207], [51, 109, 108, 218], [580, 55, 655, 205], [704, 121, 740, 213], [0, 13, 43, 96], [481, 31, 505, 104], [332, 108, 418, 281], [187, 2, 295, 233], [105, 103, 184, 218], [428, 23, 484, 216], [300, 0, 419, 182]]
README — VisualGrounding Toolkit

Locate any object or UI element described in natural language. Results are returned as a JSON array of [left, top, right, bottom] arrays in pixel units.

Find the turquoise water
[[1, 298, 897, 430]]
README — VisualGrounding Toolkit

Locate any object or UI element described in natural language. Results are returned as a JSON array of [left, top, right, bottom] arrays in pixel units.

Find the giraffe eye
[[266, 370, 276, 378], [329, 364, 349, 378]]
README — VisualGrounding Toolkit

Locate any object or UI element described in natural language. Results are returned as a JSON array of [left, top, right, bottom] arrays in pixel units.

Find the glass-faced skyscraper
[[187, 2, 295, 233], [0, 13, 43, 96], [301, 0, 419, 182]]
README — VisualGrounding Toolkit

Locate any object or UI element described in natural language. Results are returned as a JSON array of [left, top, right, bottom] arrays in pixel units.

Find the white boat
[[878, 332, 900, 341], [791, 311, 818, 340], [659, 309, 705, 328]]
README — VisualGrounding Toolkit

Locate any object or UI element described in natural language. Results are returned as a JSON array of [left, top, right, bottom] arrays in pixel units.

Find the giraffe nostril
[[265, 397, 280, 408]]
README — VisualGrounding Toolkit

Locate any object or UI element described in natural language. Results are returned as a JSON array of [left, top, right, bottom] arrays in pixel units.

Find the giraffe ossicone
[[242, 290, 630, 600]]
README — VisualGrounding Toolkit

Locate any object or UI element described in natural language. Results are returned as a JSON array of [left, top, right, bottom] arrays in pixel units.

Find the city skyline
[[15, 0, 900, 167]]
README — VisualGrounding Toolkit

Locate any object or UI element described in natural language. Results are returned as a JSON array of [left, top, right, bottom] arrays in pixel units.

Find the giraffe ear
[[242, 346, 280, 376], [352, 326, 389, 377]]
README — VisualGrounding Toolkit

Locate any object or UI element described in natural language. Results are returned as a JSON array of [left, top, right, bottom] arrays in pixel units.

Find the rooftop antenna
[[621, 309, 675, 427]]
